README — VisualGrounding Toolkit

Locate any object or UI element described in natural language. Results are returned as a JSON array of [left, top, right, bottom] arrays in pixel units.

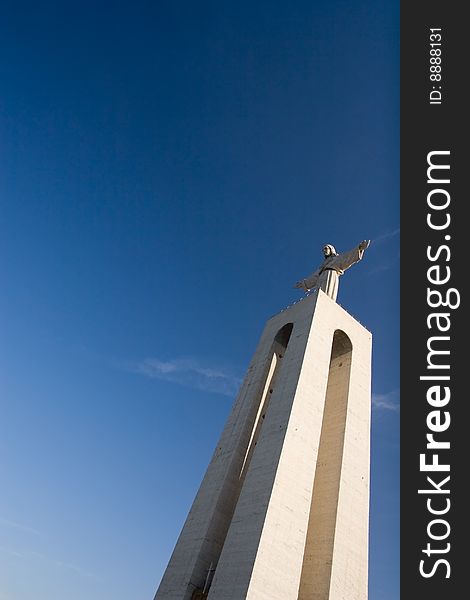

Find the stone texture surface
[[154, 290, 371, 600]]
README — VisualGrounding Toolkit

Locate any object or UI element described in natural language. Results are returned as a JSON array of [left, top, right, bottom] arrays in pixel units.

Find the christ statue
[[294, 240, 370, 302]]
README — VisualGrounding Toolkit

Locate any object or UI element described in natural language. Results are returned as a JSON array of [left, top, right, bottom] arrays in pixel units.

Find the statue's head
[[323, 244, 337, 257]]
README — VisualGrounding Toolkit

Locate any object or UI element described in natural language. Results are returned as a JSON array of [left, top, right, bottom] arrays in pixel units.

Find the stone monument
[[294, 240, 370, 301], [154, 244, 372, 600]]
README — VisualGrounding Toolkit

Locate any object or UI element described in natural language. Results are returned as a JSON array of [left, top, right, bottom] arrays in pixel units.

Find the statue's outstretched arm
[[294, 269, 320, 292], [330, 240, 370, 271]]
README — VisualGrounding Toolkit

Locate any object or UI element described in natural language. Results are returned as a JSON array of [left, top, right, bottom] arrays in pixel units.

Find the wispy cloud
[[0, 517, 41, 536], [29, 551, 97, 579], [372, 389, 400, 411], [0, 546, 97, 580], [372, 227, 400, 245], [367, 256, 400, 275], [367, 227, 400, 275], [0, 546, 25, 558], [118, 356, 242, 397]]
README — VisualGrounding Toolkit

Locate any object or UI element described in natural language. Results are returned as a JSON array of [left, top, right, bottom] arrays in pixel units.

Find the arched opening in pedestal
[[298, 329, 353, 600]]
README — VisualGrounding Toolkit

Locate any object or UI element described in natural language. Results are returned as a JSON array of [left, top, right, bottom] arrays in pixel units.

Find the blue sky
[[0, 1, 399, 599]]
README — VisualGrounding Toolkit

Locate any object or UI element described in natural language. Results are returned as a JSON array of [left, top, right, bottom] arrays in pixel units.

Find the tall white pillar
[[154, 290, 371, 600]]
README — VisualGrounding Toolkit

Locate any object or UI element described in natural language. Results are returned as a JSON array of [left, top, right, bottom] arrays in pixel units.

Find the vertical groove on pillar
[[239, 323, 293, 483], [297, 330, 352, 600], [200, 323, 294, 598], [155, 323, 295, 600]]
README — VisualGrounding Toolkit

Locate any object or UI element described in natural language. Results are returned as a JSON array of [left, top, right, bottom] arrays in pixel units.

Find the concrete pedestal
[[154, 291, 371, 600]]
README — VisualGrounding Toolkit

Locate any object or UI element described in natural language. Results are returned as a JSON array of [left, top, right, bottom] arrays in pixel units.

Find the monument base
[[155, 290, 371, 600]]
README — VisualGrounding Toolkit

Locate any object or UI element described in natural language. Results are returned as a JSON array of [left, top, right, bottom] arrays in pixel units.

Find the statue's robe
[[299, 244, 366, 301]]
